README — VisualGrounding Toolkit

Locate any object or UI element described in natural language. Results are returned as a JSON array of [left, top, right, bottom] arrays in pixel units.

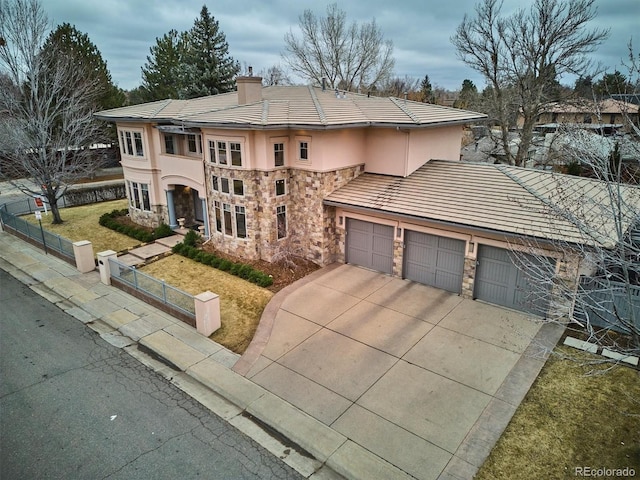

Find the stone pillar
[[195, 291, 221, 336], [97, 250, 118, 285], [73, 240, 95, 273], [166, 189, 177, 228]]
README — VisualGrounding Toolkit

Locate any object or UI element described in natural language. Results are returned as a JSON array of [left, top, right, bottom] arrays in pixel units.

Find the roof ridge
[[389, 97, 420, 124], [495, 165, 610, 246], [308, 85, 327, 124], [150, 99, 174, 117]]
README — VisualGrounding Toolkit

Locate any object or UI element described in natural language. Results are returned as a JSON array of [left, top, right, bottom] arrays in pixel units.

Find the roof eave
[[323, 199, 597, 249]]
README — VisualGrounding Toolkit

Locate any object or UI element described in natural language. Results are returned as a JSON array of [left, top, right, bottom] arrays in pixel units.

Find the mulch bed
[[201, 243, 320, 292]]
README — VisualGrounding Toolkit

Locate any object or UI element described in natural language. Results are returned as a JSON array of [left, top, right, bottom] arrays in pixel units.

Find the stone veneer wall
[[129, 205, 164, 228], [461, 256, 476, 299], [203, 163, 363, 264]]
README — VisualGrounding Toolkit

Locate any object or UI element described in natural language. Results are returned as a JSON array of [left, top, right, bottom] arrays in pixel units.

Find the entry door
[[403, 231, 465, 294], [474, 245, 553, 316], [346, 218, 394, 274], [192, 190, 204, 222]]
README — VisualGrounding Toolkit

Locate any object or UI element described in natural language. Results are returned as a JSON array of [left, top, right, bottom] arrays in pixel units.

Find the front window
[[125, 132, 134, 156], [214, 201, 222, 232], [235, 206, 246, 238], [275, 179, 285, 196], [274, 143, 284, 167], [277, 205, 287, 239], [221, 178, 230, 194], [212, 175, 218, 192], [187, 134, 200, 154], [230, 142, 242, 166], [164, 134, 175, 155], [233, 179, 244, 196], [209, 140, 216, 163], [140, 183, 150, 210], [223, 203, 232, 235], [133, 132, 144, 156], [217, 141, 227, 165], [299, 141, 308, 161]]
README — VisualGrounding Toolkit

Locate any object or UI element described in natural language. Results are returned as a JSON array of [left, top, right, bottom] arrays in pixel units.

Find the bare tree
[[0, 0, 105, 223], [452, 0, 609, 167], [283, 3, 394, 92], [508, 46, 640, 366]]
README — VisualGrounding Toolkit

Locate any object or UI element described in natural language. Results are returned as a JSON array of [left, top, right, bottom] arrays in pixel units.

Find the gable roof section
[[95, 86, 486, 129], [324, 160, 640, 248]]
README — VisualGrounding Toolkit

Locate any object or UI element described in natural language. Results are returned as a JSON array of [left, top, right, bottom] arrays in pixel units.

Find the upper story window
[[230, 142, 242, 167], [274, 143, 284, 167], [161, 132, 201, 156], [209, 139, 244, 167], [119, 129, 145, 157], [165, 135, 176, 155], [187, 134, 201, 155], [298, 140, 309, 161]]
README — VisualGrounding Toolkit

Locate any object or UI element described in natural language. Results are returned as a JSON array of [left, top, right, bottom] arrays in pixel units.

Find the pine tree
[[43, 23, 125, 109], [183, 5, 239, 98], [140, 29, 188, 101]]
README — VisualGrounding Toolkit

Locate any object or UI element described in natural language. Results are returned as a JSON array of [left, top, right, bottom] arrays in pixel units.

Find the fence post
[[72, 240, 95, 273], [194, 291, 221, 336], [97, 250, 118, 285]]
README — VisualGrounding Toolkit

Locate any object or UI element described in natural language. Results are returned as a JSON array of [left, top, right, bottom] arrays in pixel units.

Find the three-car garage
[[344, 218, 553, 317]]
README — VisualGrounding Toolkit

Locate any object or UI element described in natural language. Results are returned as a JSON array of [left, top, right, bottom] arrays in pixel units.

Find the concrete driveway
[[235, 264, 562, 480]]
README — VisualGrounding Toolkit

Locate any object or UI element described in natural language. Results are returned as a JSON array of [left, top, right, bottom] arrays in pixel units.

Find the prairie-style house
[[96, 77, 639, 317]]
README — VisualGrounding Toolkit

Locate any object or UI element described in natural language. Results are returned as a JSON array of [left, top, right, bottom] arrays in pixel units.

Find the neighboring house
[[95, 77, 640, 318], [521, 98, 640, 133]]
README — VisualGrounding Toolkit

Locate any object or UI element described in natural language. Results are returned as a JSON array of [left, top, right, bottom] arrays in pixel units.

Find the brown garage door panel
[[346, 219, 394, 274], [404, 231, 465, 294]]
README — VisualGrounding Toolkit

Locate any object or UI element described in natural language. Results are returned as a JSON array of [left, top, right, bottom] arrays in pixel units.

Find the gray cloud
[[40, 0, 639, 91]]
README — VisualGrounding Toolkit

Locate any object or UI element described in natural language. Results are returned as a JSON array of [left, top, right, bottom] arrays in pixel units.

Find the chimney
[[236, 68, 263, 105]]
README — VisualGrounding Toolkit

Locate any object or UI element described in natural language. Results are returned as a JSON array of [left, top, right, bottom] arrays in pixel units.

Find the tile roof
[[95, 86, 486, 128], [324, 160, 640, 248]]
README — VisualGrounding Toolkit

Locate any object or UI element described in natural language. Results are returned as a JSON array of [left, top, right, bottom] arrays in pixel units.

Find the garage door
[[474, 245, 554, 316], [346, 218, 394, 274], [403, 231, 465, 293]]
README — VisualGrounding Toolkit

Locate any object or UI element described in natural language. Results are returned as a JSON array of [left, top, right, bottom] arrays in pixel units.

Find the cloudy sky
[[40, 0, 638, 92]]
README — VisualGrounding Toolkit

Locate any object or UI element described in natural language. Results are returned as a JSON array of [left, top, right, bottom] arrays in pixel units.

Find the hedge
[[172, 240, 273, 288], [99, 208, 174, 243]]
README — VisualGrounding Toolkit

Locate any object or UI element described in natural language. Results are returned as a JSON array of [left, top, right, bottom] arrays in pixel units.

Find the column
[[201, 198, 210, 237], [166, 189, 177, 228]]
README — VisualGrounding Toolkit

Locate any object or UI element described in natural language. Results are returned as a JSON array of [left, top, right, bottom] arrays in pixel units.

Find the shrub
[[183, 230, 200, 248], [154, 223, 173, 238]]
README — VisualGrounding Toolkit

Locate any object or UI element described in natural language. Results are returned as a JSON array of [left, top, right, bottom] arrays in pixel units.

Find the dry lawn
[[23, 199, 140, 254], [139, 255, 273, 354], [477, 347, 640, 480]]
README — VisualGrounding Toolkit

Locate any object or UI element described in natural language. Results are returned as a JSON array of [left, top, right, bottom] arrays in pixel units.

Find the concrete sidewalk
[[0, 230, 563, 480], [0, 231, 346, 479]]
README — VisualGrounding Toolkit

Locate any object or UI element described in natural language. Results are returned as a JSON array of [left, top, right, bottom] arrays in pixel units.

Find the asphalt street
[[0, 268, 303, 480]]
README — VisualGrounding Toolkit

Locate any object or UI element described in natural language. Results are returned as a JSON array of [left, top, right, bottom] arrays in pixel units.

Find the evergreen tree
[[183, 5, 239, 97], [43, 23, 125, 110], [420, 74, 434, 103], [454, 79, 478, 109], [140, 29, 188, 101]]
